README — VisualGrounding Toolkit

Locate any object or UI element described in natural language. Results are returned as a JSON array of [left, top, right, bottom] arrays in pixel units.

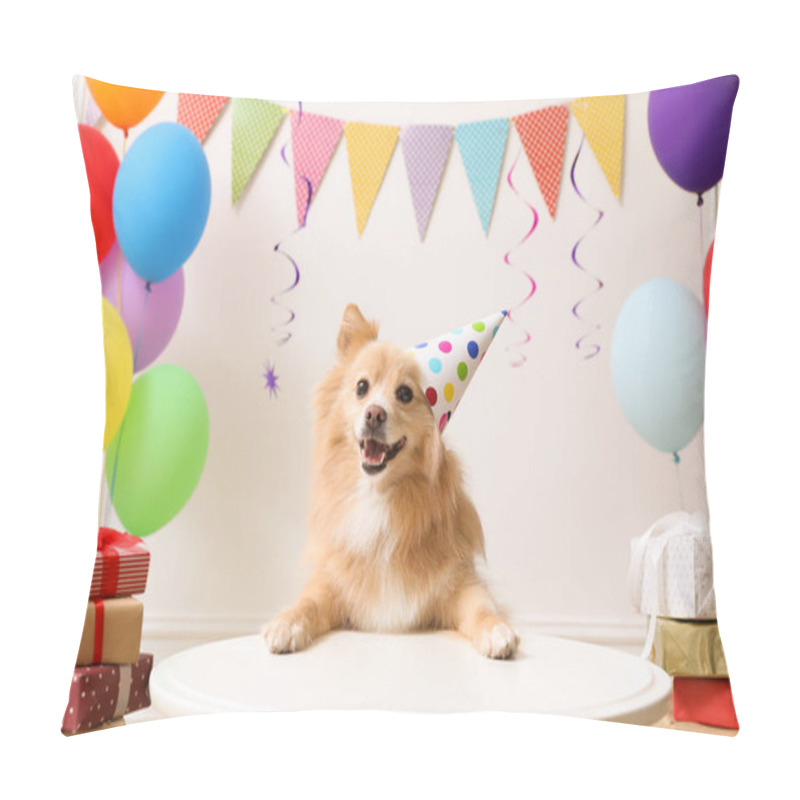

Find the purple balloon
[[100, 243, 185, 372], [648, 75, 739, 200]]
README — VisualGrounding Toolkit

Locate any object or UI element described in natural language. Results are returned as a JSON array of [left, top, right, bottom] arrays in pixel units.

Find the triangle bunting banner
[[513, 106, 569, 219], [455, 118, 509, 235], [400, 125, 453, 240], [570, 95, 625, 198], [178, 94, 229, 143], [344, 122, 400, 236], [231, 99, 285, 205], [291, 111, 344, 226]]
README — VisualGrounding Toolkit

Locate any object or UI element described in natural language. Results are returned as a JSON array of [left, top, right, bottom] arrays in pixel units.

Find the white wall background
[[84, 86, 713, 651]]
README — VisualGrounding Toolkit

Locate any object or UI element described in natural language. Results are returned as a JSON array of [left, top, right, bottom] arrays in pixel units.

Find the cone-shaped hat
[[410, 309, 507, 433]]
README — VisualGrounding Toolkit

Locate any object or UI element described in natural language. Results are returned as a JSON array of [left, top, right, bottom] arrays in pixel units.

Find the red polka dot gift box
[[90, 527, 150, 600], [62, 654, 153, 735]]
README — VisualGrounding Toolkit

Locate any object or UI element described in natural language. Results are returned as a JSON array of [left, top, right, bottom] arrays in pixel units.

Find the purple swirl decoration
[[502, 148, 539, 368], [271, 103, 311, 347], [569, 135, 604, 360]]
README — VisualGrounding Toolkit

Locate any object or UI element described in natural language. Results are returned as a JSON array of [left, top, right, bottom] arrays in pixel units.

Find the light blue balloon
[[610, 278, 706, 455], [113, 122, 211, 284]]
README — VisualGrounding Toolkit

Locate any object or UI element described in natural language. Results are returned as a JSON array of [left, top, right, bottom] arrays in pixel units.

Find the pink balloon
[[100, 243, 185, 372]]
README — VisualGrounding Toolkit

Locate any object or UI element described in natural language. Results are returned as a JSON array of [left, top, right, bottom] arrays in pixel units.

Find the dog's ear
[[337, 304, 378, 360], [424, 422, 445, 483]]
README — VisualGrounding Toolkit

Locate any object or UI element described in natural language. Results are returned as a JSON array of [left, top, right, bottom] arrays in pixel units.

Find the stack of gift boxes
[[629, 511, 738, 731], [62, 528, 154, 735]]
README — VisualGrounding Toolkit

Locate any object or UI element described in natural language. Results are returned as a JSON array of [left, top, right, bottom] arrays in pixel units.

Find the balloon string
[[673, 454, 685, 511], [569, 135, 604, 360], [105, 282, 150, 523], [116, 135, 128, 310], [271, 102, 310, 348], [502, 147, 538, 368], [98, 456, 106, 527], [699, 200, 705, 270], [80, 81, 88, 126], [132, 283, 151, 371]]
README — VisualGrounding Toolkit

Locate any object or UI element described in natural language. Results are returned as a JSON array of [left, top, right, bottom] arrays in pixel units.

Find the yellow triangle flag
[[344, 122, 400, 235], [570, 95, 625, 198]]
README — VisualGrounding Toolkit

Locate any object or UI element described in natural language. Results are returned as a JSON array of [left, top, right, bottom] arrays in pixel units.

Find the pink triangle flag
[[400, 125, 453, 240], [291, 111, 344, 225], [513, 106, 569, 219], [178, 94, 229, 142]]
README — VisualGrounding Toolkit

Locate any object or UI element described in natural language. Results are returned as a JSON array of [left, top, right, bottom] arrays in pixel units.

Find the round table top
[[150, 626, 671, 725]]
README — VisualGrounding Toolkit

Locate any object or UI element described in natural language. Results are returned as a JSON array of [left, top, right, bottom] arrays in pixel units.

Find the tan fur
[[262, 304, 518, 659]]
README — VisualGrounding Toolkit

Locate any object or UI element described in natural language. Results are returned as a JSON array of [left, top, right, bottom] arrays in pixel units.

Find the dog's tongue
[[364, 439, 386, 464]]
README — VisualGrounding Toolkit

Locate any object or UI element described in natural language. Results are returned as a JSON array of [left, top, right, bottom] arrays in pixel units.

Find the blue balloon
[[113, 122, 211, 283], [610, 279, 706, 455]]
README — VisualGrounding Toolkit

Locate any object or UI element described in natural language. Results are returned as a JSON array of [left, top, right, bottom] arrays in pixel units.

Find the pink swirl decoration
[[569, 135, 605, 359], [502, 148, 539, 367]]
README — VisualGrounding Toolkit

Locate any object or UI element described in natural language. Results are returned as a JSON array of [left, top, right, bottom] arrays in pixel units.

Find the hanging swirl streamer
[[569, 135, 605, 359], [502, 148, 539, 368], [271, 104, 311, 347]]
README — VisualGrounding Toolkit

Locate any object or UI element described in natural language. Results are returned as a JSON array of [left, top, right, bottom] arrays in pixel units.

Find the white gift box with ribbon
[[629, 511, 716, 621]]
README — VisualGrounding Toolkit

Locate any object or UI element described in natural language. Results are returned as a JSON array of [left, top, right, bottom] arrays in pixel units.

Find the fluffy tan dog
[[262, 304, 518, 659]]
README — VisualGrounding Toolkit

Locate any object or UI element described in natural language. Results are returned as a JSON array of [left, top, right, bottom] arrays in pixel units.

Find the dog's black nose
[[365, 404, 387, 430]]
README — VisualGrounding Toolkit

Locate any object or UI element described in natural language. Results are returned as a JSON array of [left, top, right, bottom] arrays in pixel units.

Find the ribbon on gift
[[92, 599, 105, 663], [627, 511, 716, 657], [95, 527, 147, 598], [114, 664, 132, 718]]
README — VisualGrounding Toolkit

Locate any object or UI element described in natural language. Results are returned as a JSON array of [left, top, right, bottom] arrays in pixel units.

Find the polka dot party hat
[[410, 309, 507, 433]]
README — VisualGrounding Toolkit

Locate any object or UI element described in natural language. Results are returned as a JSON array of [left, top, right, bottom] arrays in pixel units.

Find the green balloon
[[106, 365, 209, 537]]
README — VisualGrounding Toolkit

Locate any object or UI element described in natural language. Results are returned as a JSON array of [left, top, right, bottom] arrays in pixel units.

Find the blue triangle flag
[[455, 118, 509, 235]]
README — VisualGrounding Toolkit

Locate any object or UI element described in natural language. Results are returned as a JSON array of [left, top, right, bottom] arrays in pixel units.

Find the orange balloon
[[85, 77, 165, 134]]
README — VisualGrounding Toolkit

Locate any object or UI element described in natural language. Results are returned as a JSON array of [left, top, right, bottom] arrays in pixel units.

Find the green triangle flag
[[231, 99, 285, 205]]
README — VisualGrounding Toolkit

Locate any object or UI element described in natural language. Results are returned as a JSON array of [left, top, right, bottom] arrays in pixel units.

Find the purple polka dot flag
[[410, 309, 507, 434], [291, 111, 344, 226], [400, 125, 453, 240]]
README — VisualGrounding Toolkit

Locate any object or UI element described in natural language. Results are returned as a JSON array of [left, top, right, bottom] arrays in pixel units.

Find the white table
[[150, 626, 671, 725]]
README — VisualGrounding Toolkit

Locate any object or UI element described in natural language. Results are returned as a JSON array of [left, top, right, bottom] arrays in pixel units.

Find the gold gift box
[[76, 597, 143, 666], [650, 617, 728, 678]]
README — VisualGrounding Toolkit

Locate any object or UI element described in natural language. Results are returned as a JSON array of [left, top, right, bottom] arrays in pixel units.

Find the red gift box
[[62, 653, 153, 735], [673, 677, 739, 730], [90, 527, 150, 600]]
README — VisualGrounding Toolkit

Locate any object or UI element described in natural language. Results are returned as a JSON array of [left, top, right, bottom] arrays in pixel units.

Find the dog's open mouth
[[359, 436, 407, 475]]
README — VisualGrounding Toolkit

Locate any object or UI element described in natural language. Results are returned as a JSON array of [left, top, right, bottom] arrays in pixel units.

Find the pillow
[[66, 74, 739, 734]]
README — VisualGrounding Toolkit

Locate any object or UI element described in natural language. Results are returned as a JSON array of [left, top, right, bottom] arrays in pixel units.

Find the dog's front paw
[[478, 621, 519, 660], [261, 616, 311, 654]]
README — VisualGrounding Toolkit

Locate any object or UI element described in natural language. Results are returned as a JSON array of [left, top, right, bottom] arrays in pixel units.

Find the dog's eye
[[396, 385, 413, 404], [356, 379, 369, 398]]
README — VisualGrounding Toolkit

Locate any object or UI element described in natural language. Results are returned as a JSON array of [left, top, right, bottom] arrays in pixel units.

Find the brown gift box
[[76, 597, 143, 666], [650, 617, 728, 678]]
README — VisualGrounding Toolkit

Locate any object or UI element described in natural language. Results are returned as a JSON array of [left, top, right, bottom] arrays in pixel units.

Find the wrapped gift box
[[76, 597, 143, 666], [90, 527, 150, 600], [673, 677, 738, 730], [629, 511, 716, 620], [651, 618, 728, 677], [62, 653, 153, 735]]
